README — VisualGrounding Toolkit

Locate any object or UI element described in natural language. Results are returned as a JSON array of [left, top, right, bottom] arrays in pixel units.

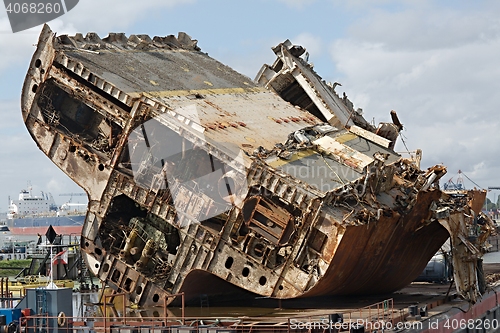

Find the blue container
[[0, 308, 21, 325]]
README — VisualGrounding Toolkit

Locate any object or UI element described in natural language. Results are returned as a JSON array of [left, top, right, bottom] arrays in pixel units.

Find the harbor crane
[[486, 187, 500, 215], [59, 193, 87, 203]]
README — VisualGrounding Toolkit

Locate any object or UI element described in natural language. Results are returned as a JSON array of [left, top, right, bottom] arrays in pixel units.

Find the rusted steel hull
[[303, 190, 450, 297], [20, 25, 494, 306]]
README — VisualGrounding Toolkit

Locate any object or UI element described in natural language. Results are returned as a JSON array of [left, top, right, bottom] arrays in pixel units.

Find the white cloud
[[2, 148, 86, 208], [59, 0, 195, 32], [274, 0, 316, 9], [329, 1, 500, 191], [293, 32, 323, 57], [0, 99, 85, 206], [331, 0, 405, 7], [0, 0, 195, 75], [0, 18, 40, 74], [2, 0, 500, 210], [349, 6, 500, 52], [0, 0, 197, 211], [0, 100, 22, 131]]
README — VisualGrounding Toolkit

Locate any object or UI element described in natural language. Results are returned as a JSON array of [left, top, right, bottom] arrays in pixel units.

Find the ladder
[[35, 288, 47, 333]]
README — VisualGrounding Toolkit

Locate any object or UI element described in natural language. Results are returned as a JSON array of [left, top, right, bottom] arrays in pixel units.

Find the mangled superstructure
[[21, 25, 494, 306]]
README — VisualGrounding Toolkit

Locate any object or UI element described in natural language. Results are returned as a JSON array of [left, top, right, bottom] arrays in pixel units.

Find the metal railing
[[289, 298, 398, 333], [26, 234, 81, 256], [16, 298, 400, 333]]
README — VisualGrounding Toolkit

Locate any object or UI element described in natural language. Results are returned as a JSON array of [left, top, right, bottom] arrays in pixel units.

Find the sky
[[1, 0, 500, 211]]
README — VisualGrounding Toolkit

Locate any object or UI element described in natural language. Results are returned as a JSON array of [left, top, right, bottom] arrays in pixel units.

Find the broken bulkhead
[[21, 24, 494, 306]]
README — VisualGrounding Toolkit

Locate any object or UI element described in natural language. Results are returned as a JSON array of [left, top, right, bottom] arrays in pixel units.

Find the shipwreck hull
[[173, 189, 451, 302], [305, 190, 449, 297], [20, 25, 493, 306]]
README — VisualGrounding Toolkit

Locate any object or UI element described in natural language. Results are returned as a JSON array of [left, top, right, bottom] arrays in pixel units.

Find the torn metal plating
[[20, 24, 492, 306]]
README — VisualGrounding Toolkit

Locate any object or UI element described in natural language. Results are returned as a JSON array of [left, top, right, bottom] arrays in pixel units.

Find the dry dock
[[12, 254, 500, 333]]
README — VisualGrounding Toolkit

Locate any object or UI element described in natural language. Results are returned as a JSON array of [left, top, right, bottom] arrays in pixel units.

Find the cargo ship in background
[[7, 187, 87, 235]]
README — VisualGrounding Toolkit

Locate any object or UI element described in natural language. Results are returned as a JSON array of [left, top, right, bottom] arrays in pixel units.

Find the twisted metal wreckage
[[21, 24, 495, 306]]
